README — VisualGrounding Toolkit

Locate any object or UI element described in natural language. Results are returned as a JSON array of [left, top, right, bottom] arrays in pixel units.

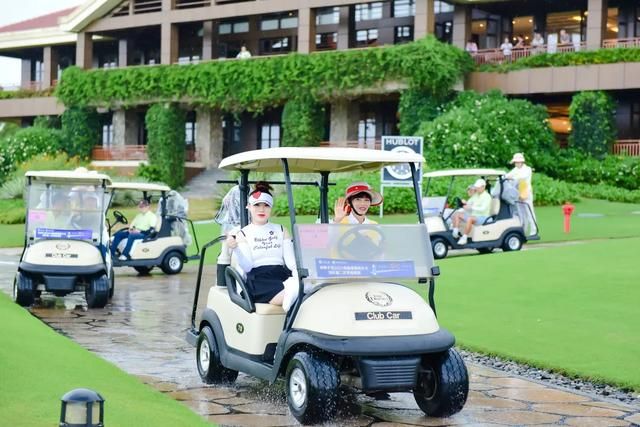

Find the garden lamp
[[59, 388, 105, 427]]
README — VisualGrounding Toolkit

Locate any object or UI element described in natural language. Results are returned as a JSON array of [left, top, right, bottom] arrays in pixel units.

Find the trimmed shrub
[[0, 127, 62, 183], [281, 97, 325, 147], [60, 107, 101, 159], [0, 199, 25, 224], [568, 91, 616, 158], [145, 103, 186, 189]]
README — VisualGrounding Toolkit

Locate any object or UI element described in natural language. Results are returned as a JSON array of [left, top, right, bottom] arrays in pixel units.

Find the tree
[[569, 91, 616, 159]]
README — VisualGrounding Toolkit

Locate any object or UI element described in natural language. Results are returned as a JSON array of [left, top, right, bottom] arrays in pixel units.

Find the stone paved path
[[1, 248, 638, 426]]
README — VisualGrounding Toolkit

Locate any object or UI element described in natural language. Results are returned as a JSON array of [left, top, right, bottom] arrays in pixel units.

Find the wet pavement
[[1, 247, 639, 426]]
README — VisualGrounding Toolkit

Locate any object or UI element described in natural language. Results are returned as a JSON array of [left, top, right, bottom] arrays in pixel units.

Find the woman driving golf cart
[[226, 182, 297, 307], [333, 182, 382, 224]]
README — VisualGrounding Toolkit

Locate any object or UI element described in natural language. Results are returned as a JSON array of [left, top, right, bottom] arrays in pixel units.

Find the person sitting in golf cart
[[226, 182, 297, 307], [333, 182, 383, 224], [110, 199, 157, 260], [45, 192, 72, 228], [451, 179, 492, 245]]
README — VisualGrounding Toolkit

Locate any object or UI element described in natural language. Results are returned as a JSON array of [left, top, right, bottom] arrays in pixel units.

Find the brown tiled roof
[[0, 7, 77, 34]]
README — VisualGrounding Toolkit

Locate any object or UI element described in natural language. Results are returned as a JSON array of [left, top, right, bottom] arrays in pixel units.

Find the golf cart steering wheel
[[113, 210, 128, 225], [337, 225, 385, 260]]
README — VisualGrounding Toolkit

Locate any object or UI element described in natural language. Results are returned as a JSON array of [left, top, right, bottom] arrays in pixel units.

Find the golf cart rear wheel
[[13, 272, 35, 307], [502, 232, 524, 252], [431, 237, 448, 260], [414, 348, 469, 417], [161, 251, 183, 275], [196, 326, 238, 384], [134, 266, 153, 275], [86, 274, 109, 308], [285, 352, 340, 425]]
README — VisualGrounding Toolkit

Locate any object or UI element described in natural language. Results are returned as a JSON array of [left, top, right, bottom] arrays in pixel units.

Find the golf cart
[[423, 168, 540, 259], [107, 182, 199, 275], [14, 170, 114, 308], [187, 147, 468, 424]]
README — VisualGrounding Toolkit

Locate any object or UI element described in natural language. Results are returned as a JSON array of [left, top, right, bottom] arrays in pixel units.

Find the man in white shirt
[[451, 179, 492, 245]]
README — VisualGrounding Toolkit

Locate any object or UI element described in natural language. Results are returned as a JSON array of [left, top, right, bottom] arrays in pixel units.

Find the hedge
[[568, 91, 616, 158], [61, 107, 101, 159], [145, 103, 186, 189]]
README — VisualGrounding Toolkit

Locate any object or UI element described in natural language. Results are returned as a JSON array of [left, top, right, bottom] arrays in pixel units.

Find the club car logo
[[55, 242, 70, 251], [365, 291, 392, 307]]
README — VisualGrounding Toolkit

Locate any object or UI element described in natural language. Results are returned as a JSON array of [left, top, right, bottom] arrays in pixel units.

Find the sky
[[0, 0, 83, 88]]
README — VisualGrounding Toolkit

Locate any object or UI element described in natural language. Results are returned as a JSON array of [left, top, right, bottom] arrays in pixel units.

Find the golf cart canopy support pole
[[319, 172, 329, 224], [239, 171, 249, 228], [190, 235, 227, 331], [411, 163, 425, 224]]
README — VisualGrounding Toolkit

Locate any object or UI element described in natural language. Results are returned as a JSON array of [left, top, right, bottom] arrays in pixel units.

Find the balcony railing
[[602, 37, 640, 49], [91, 145, 200, 162], [472, 43, 587, 66], [612, 140, 640, 157], [319, 140, 381, 150]]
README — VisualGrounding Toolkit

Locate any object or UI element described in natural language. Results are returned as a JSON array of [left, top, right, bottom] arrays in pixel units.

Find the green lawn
[[0, 293, 210, 427], [417, 237, 640, 390]]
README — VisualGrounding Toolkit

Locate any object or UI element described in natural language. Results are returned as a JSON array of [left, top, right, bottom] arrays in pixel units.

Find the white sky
[[0, 0, 83, 88]]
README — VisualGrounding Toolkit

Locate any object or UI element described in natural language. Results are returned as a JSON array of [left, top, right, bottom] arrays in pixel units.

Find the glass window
[[358, 116, 376, 144], [219, 23, 231, 34], [395, 25, 413, 44], [356, 29, 379, 47], [102, 124, 113, 146], [434, 1, 454, 14], [261, 18, 279, 31], [355, 2, 383, 22], [393, 0, 415, 18], [281, 16, 298, 29], [316, 32, 338, 50], [316, 7, 339, 25], [260, 123, 280, 149], [234, 21, 249, 33], [261, 13, 298, 31], [259, 37, 293, 54]]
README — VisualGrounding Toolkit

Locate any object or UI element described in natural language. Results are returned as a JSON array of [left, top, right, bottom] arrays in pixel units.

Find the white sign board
[[381, 136, 423, 185]]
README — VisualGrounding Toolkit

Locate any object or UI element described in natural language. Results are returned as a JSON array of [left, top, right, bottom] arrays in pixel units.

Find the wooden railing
[[472, 42, 586, 66], [91, 145, 201, 162], [612, 140, 640, 157], [602, 37, 640, 49], [320, 140, 381, 150]]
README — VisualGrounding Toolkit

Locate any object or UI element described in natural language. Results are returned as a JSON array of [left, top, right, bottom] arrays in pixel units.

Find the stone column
[[20, 59, 31, 89], [42, 46, 58, 89], [118, 38, 128, 67], [161, 22, 178, 65], [298, 8, 316, 54], [202, 21, 214, 60], [195, 108, 224, 168], [452, 4, 472, 49], [586, 0, 608, 50], [162, 0, 174, 11], [330, 100, 360, 144], [76, 32, 93, 69], [112, 109, 127, 147], [337, 6, 352, 50], [414, 0, 435, 40]]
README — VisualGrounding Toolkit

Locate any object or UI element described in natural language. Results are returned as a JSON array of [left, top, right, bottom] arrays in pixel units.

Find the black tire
[[414, 348, 469, 417], [108, 268, 115, 299], [285, 352, 340, 425], [134, 266, 154, 275], [13, 272, 35, 307], [161, 251, 184, 275], [502, 232, 524, 252], [477, 247, 494, 254], [86, 274, 109, 308], [431, 237, 448, 260], [196, 325, 238, 384]]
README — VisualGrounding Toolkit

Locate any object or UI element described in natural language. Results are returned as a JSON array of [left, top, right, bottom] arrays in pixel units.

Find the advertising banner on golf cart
[[381, 136, 423, 185]]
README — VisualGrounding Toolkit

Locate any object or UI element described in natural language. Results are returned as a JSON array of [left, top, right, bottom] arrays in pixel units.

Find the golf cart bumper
[[19, 262, 105, 292]]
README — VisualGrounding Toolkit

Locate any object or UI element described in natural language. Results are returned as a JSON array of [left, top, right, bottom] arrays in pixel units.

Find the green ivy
[[281, 97, 325, 147], [145, 103, 186, 189], [60, 107, 101, 159], [398, 88, 451, 136], [56, 37, 473, 112], [568, 91, 616, 159], [0, 87, 54, 100]]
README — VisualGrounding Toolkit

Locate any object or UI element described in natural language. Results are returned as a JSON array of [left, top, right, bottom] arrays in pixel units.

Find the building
[[0, 0, 639, 168]]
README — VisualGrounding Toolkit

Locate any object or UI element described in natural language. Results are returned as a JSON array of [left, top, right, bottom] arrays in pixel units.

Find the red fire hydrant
[[562, 202, 575, 234]]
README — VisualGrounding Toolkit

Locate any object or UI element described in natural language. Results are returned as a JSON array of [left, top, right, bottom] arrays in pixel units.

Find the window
[[102, 124, 113, 146], [358, 116, 376, 146], [355, 2, 383, 22], [219, 20, 249, 34], [316, 7, 339, 25], [316, 32, 338, 50], [260, 37, 292, 54], [260, 123, 280, 149], [260, 13, 298, 31], [185, 112, 196, 146], [33, 60, 44, 83], [393, 0, 415, 18], [434, 1, 454, 14], [435, 21, 452, 43], [395, 25, 413, 44], [223, 117, 241, 146], [356, 29, 379, 47]]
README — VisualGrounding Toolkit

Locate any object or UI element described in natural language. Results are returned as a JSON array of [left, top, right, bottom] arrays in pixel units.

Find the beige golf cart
[[14, 170, 114, 308], [108, 182, 199, 275], [187, 147, 468, 425], [423, 168, 539, 259]]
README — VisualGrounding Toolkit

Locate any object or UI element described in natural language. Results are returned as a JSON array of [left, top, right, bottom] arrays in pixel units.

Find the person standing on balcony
[[506, 153, 537, 236], [236, 45, 252, 59], [500, 37, 513, 62], [514, 34, 525, 49], [465, 39, 478, 54], [531, 32, 545, 54]]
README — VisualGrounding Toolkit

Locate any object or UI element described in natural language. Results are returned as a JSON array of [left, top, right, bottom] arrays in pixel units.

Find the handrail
[[612, 140, 640, 157], [603, 37, 640, 49], [190, 235, 226, 331], [472, 42, 586, 65]]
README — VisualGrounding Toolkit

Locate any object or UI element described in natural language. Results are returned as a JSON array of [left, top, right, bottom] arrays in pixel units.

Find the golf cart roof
[[25, 170, 112, 186], [424, 168, 507, 178], [219, 147, 425, 173], [108, 182, 171, 192]]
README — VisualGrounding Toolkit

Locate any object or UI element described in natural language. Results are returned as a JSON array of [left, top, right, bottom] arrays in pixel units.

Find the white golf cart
[[423, 168, 539, 259], [108, 182, 199, 275], [14, 170, 114, 308], [187, 147, 468, 424]]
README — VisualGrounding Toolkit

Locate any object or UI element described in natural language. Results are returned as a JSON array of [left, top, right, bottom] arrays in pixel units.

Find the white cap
[[248, 191, 273, 207], [511, 153, 525, 163], [473, 179, 486, 189]]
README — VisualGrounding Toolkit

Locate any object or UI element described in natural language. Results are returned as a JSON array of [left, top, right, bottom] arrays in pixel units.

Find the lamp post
[[60, 388, 105, 427]]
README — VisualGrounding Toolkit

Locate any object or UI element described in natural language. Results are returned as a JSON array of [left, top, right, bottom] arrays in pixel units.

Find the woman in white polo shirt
[[226, 182, 296, 306]]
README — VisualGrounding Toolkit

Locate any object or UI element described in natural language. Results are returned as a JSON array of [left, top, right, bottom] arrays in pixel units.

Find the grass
[[0, 293, 210, 427], [413, 237, 640, 391]]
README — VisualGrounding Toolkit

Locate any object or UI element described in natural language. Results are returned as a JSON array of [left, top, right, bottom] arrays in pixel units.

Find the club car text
[[355, 311, 412, 320]]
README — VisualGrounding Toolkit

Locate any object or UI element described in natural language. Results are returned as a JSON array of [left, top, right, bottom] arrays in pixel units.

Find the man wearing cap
[[333, 182, 383, 224], [110, 199, 157, 260], [506, 152, 537, 235], [451, 179, 492, 245]]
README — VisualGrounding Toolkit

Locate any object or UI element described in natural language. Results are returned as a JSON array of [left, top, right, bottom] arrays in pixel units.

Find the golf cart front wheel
[[13, 272, 35, 307], [414, 348, 468, 417], [196, 326, 238, 384], [161, 251, 184, 275], [502, 232, 524, 252], [285, 352, 340, 425], [431, 237, 448, 260], [86, 274, 109, 308]]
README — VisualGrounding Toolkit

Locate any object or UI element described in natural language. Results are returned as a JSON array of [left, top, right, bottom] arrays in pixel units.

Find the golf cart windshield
[[295, 223, 435, 280], [26, 182, 106, 242]]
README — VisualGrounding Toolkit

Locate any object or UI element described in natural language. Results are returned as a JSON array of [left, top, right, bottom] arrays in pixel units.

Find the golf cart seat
[[142, 214, 178, 242], [224, 266, 286, 315], [482, 198, 501, 225]]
